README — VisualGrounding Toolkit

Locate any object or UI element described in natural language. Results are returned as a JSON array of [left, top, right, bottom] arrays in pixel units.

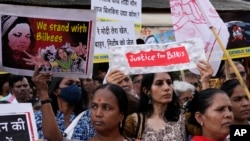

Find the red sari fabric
[[192, 136, 218, 141]]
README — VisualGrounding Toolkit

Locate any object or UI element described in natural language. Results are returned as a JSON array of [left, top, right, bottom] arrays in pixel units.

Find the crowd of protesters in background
[[0, 36, 249, 141], [0, 58, 250, 141]]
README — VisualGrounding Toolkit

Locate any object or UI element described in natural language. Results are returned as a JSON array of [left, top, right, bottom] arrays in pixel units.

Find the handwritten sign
[[94, 21, 136, 63], [0, 4, 96, 78], [91, 0, 142, 30], [109, 38, 206, 75], [0, 103, 38, 141]]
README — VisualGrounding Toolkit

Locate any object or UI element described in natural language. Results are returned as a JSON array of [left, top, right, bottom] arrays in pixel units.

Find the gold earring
[[200, 122, 203, 126], [120, 122, 123, 128]]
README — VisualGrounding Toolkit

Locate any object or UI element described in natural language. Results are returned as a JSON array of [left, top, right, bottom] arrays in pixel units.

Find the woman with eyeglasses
[[173, 80, 195, 109], [219, 61, 247, 84]]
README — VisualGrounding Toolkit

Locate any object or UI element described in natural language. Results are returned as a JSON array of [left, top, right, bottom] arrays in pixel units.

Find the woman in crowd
[[88, 83, 133, 141], [32, 65, 95, 141], [105, 69, 134, 92], [124, 72, 186, 140], [220, 79, 250, 125], [80, 76, 101, 108], [105, 69, 140, 99], [173, 80, 195, 108], [102, 69, 140, 115], [131, 74, 143, 98], [2, 15, 35, 70], [186, 88, 233, 141]]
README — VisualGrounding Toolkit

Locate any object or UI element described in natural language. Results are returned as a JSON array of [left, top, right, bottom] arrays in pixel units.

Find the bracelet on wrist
[[40, 98, 52, 105]]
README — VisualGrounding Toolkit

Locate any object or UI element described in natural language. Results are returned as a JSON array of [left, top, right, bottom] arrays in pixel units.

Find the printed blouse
[[35, 109, 95, 141], [141, 113, 186, 141]]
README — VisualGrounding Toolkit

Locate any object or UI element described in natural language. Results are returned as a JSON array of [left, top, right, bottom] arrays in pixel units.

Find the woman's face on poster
[[8, 23, 31, 52], [145, 36, 157, 44], [58, 49, 68, 61]]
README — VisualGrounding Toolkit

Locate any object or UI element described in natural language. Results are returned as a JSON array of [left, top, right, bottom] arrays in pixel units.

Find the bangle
[[40, 99, 52, 105]]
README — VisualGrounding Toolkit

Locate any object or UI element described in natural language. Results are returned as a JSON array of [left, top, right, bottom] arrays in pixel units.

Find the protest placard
[[0, 103, 38, 141], [0, 4, 96, 78], [94, 21, 136, 63], [91, 0, 141, 30], [222, 47, 250, 60], [108, 38, 206, 75]]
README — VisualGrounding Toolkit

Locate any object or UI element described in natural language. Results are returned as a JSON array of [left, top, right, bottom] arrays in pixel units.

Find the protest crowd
[[1, 1, 250, 141], [1, 48, 250, 141]]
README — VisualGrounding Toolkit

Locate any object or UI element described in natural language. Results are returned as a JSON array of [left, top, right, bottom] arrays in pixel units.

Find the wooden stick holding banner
[[196, 0, 250, 99], [210, 27, 249, 94], [224, 60, 230, 80], [180, 70, 185, 81]]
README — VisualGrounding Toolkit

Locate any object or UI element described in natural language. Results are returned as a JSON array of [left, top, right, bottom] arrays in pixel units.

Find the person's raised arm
[[105, 69, 126, 85], [197, 60, 213, 90], [32, 65, 62, 141]]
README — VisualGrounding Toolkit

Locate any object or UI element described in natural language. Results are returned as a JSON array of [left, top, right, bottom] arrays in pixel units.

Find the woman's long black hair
[[138, 72, 181, 121]]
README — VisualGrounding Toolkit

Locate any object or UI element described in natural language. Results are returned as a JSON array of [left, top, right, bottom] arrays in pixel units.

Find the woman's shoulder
[[123, 113, 141, 138]]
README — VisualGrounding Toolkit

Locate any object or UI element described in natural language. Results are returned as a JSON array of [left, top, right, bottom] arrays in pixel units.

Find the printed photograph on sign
[[143, 30, 175, 45], [2, 15, 89, 72], [218, 11, 250, 78], [153, 30, 175, 44], [227, 21, 250, 49], [0, 4, 96, 78]]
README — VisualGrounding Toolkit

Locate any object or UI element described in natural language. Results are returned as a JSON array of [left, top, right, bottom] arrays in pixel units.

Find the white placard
[[0, 103, 38, 141], [109, 38, 207, 75], [94, 21, 136, 63], [91, 0, 142, 29]]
